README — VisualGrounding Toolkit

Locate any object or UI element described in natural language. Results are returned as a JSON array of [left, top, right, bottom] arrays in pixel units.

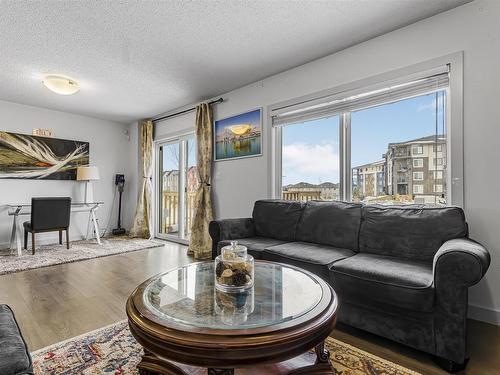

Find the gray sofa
[[209, 199, 490, 372], [0, 305, 33, 375]]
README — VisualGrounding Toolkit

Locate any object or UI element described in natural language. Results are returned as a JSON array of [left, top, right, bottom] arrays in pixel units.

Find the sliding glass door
[[156, 134, 198, 242]]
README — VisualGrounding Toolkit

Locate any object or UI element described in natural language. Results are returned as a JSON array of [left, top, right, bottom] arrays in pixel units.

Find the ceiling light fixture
[[42, 75, 80, 95]]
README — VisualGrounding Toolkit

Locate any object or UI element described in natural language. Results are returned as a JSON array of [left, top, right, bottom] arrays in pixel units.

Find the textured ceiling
[[0, 0, 471, 123]]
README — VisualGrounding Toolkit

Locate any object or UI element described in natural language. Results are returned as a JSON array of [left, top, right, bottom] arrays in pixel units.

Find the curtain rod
[[152, 97, 224, 123]]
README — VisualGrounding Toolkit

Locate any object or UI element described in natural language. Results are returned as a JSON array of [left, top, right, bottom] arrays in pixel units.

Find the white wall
[[151, 0, 500, 324], [0, 99, 134, 246]]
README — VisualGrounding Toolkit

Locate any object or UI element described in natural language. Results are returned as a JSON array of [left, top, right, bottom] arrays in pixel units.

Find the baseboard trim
[[468, 304, 500, 326]]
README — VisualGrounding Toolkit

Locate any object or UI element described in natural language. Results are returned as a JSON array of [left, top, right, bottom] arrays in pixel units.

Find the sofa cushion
[[262, 241, 355, 281], [330, 253, 434, 312], [359, 205, 467, 262], [0, 305, 33, 375], [217, 237, 288, 259], [296, 201, 362, 251], [252, 200, 305, 241]]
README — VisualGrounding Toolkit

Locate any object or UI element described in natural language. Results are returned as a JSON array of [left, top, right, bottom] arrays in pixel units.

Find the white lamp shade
[[77, 166, 100, 181]]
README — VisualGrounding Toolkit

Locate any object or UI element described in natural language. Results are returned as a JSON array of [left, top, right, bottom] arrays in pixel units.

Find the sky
[[282, 91, 445, 186], [162, 136, 196, 173]]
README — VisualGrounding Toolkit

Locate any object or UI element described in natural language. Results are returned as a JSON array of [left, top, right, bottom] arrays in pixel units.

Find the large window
[[351, 91, 446, 205], [281, 117, 340, 201], [272, 64, 458, 206]]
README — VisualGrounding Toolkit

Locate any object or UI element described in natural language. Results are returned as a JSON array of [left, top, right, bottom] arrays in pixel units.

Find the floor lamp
[[77, 166, 100, 203]]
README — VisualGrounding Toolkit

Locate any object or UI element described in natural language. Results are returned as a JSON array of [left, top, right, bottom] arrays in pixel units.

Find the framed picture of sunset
[[214, 108, 262, 161]]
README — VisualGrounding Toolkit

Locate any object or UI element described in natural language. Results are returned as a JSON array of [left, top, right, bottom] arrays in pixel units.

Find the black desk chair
[[23, 197, 71, 255]]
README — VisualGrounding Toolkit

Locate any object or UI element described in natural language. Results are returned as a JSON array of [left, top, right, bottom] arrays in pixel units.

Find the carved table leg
[[315, 341, 330, 364], [285, 341, 335, 375], [208, 368, 234, 375], [137, 349, 188, 375]]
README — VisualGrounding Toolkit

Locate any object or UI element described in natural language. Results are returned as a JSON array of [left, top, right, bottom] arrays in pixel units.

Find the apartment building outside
[[353, 135, 447, 204], [352, 160, 386, 200]]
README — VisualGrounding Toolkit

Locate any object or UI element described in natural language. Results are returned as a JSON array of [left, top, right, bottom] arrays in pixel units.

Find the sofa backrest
[[252, 200, 305, 241], [359, 205, 468, 262], [296, 201, 362, 251]]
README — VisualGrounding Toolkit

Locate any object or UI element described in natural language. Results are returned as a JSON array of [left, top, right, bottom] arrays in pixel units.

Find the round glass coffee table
[[126, 260, 338, 375]]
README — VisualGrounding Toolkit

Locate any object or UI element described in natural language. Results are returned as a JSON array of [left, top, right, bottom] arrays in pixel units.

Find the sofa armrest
[[433, 238, 490, 289], [432, 238, 490, 363], [208, 218, 255, 259]]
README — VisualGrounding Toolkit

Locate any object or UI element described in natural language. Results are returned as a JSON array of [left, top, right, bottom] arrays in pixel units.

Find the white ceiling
[[0, 0, 471, 124]]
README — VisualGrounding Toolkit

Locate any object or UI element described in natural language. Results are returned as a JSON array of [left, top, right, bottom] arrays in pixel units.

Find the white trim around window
[[412, 146, 424, 155], [269, 52, 464, 207], [413, 171, 424, 181], [413, 184, 424, 194], [413, 158, 424, 168]]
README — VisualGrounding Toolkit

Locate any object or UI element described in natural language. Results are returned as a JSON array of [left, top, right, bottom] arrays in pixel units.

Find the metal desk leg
[[15, 215, 22, 257], [91, 208, 101, 245], [85, 212, 92, 240], [9, 208, 22, 257], [9, 215, 16, 250]]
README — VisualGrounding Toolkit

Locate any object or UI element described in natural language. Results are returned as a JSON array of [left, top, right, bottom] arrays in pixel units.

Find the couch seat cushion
[[217, 237, 288, 260], [0, 305, 33, 375], [330, 253, 434, 312], [262, 242, 355, 281]]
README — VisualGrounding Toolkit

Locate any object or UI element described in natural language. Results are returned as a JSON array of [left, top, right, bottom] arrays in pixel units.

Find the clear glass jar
[[214, 287, 255, 326], [214, 241, 254, 292]]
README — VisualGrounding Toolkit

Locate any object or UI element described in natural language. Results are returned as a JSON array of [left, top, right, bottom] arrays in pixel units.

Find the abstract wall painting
[[214, 108, 262, 161], [0, 131, 89, 180]]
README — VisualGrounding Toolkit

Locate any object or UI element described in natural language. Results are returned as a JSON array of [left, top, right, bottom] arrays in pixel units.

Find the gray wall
[[0, 99, 134, 247], [150, 0, 500, 324]]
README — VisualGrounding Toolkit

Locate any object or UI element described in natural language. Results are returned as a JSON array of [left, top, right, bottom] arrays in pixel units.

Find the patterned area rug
[[31, 320, 422, 375], [0, 237, 164, 275]]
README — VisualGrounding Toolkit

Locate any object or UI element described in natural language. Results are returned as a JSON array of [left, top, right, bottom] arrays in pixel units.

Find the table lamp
[[77, 166, 100, 203]]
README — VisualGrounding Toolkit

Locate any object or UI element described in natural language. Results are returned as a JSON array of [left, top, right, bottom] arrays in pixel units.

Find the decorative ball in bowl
[[214, 241, 254, 292]]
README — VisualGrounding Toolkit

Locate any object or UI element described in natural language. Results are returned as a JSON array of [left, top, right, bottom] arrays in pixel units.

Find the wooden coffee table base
[[136, 342, 334, 375]]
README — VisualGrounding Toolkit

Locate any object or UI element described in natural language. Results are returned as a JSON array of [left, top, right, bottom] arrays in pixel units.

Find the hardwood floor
[[0, 240, 498, 374]]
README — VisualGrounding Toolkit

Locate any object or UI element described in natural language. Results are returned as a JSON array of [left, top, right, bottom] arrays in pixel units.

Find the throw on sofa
[[209, 199, 490, 372]]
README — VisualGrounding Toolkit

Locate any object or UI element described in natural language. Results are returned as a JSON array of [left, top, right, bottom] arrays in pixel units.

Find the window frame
[[434, 158, 444, 166], [412, 146, 424, 155], [413, 184, 424, 194], [434, 170, 443, 180], [153, 131, 196, 246], [413, 171, 424, 181], [413, 158, 424, 168], [270, 53, 464, 207]]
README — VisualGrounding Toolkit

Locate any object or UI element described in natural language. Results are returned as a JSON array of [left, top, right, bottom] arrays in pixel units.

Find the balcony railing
[[161, 191, 196, 235], [282, 190, 322, 202]]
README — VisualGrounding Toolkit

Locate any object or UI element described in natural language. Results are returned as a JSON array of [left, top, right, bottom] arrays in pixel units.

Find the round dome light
[[42, 75, 80, 95]]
